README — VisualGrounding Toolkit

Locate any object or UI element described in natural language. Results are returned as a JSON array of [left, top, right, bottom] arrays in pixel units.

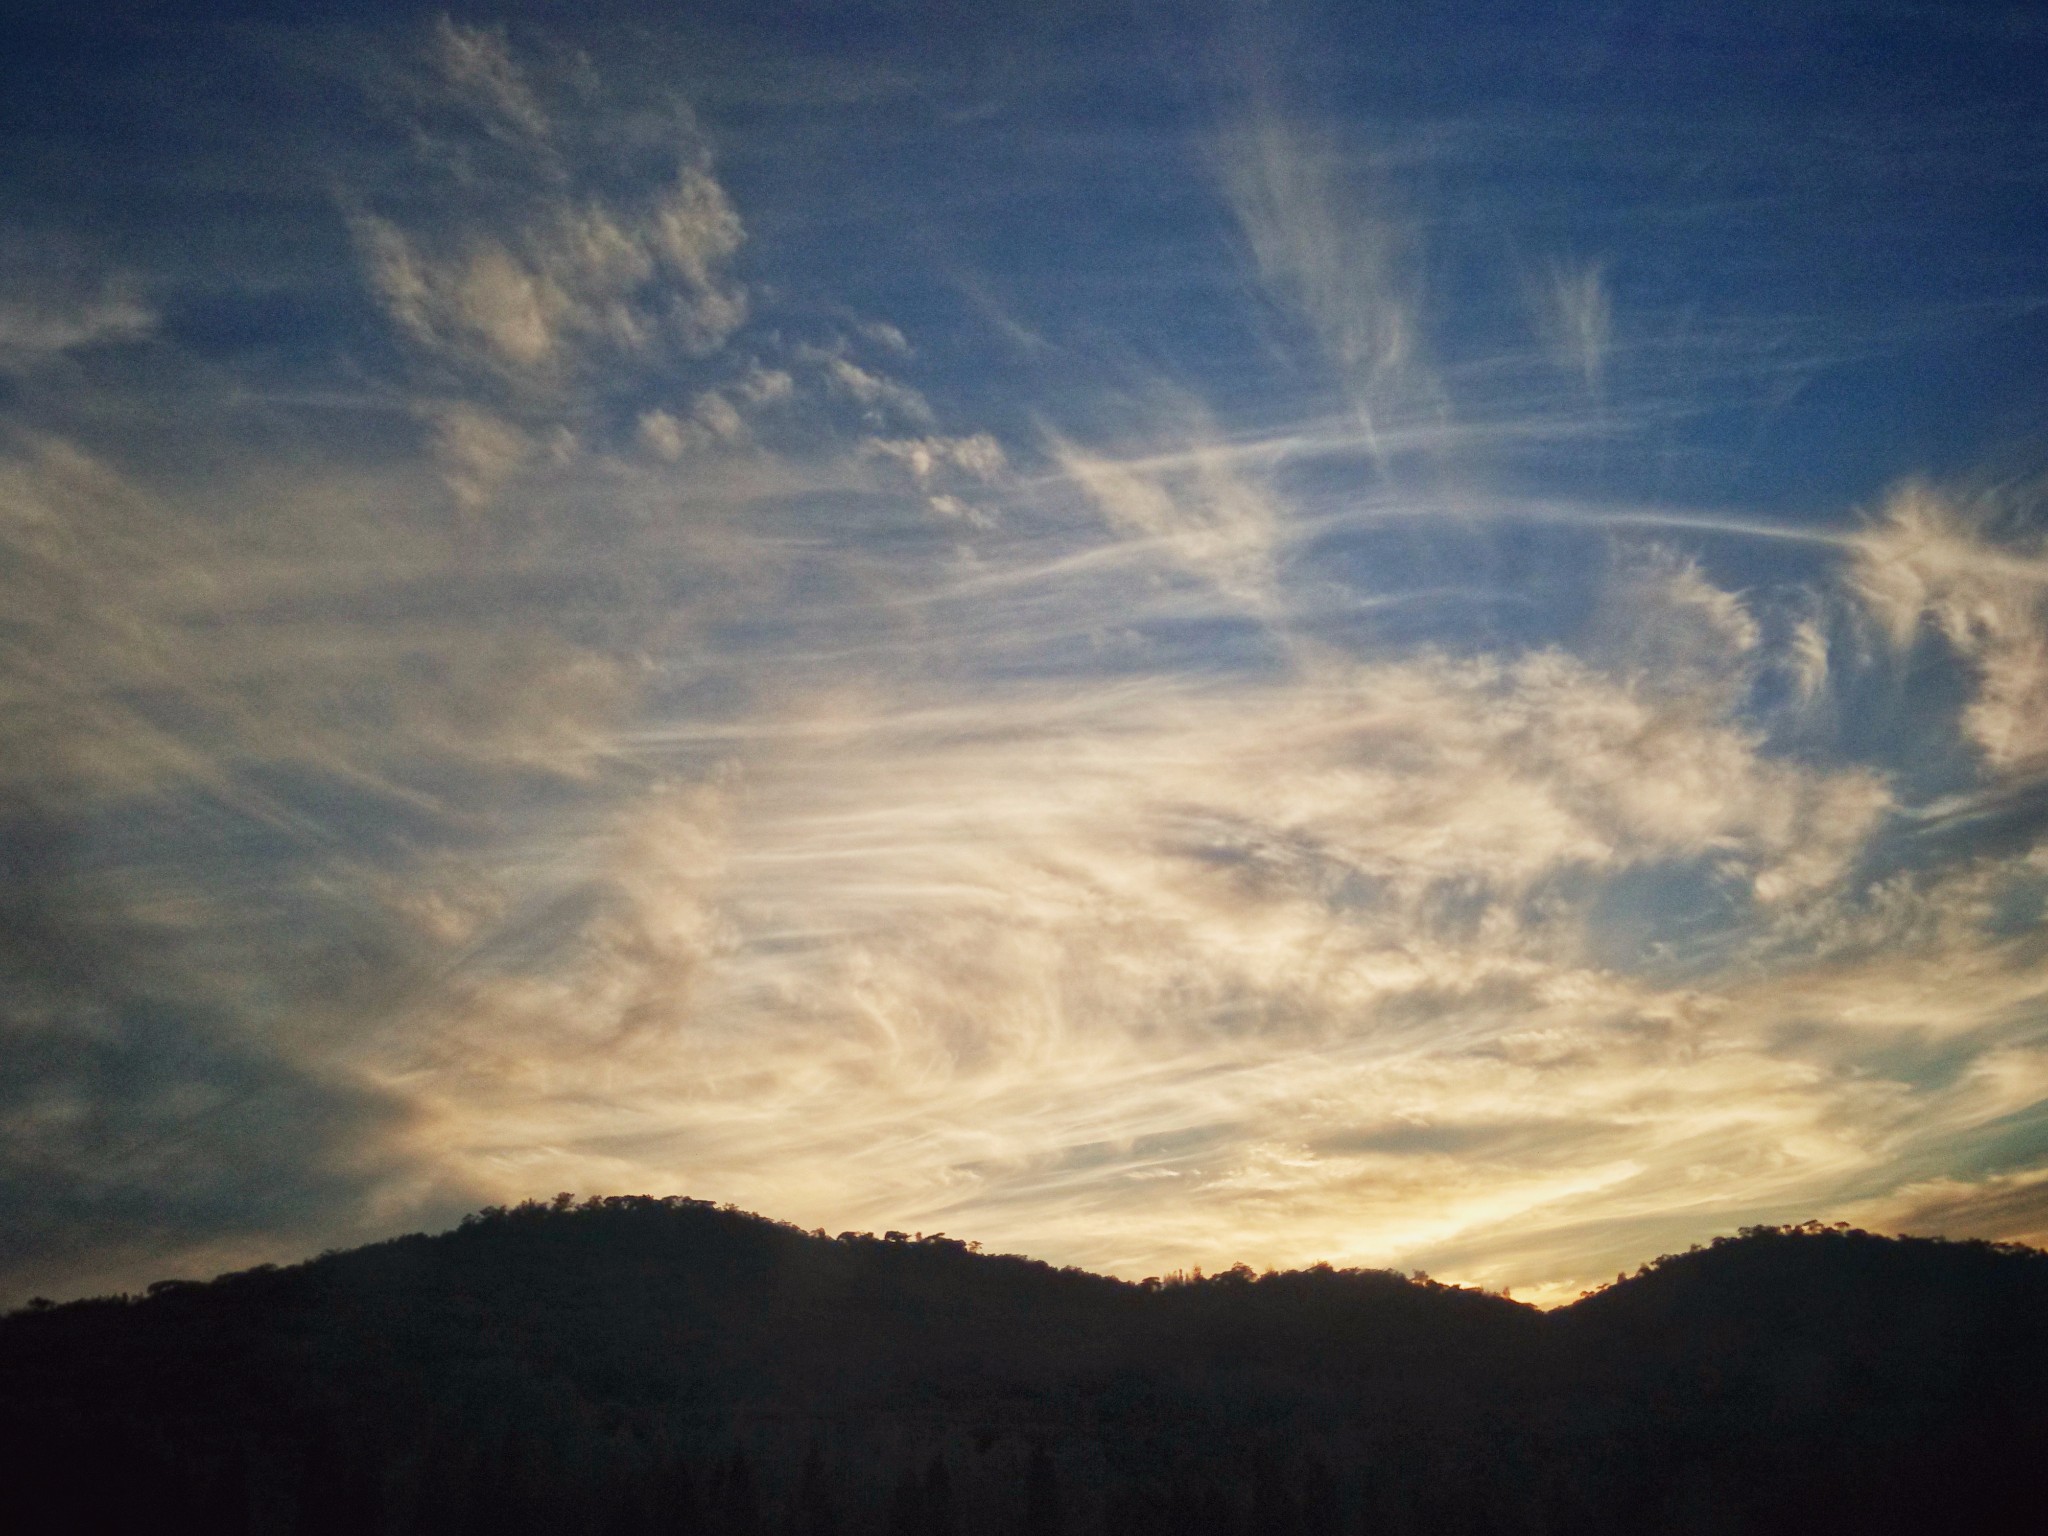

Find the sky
[[4, 1, 2048, 1308]]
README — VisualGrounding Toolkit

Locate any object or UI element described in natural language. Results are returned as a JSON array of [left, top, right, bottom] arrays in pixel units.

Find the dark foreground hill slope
[[3, 1200, 2042, 1536]]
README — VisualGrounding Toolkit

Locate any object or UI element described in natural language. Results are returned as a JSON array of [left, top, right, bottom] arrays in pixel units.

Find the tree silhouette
[[1024, 1442, 1062, 1536], [888, 1465, 924, 1536], [792, 1441, 837, 1536], [716, 1451, 763, 1536]]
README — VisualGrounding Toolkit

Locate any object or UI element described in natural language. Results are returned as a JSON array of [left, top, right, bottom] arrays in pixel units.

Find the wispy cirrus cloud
[[1851, 482, 2048, 774], [0, 284, 153, 370], [1217, 111, 1435, 438], [4, 7, 2047, 1309]]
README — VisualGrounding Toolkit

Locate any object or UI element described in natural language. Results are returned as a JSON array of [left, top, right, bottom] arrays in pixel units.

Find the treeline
[[3, 1197, 2045, 1535]]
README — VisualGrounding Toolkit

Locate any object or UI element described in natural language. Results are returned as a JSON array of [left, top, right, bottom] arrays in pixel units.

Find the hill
[[3, 1199, 2043, 1535]]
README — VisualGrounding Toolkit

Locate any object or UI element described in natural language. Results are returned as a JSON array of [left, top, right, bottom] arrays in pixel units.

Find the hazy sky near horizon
[[5, 1, 2048, 1306]]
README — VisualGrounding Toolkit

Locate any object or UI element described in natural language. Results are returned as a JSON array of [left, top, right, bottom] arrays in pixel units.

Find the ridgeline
[[3, 1198, 2042, 1535]]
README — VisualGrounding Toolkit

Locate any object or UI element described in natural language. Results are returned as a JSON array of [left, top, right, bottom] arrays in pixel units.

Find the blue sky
[[4, 2, 2048, 1305]]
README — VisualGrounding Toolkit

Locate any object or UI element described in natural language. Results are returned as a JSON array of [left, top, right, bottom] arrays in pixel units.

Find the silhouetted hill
[[3, 1200, 2043, 1535]]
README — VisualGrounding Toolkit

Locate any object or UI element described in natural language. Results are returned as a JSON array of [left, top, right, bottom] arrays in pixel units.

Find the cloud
[[1787, 617, 1831, 703], [1528, 260, 1612, 391], [1052, 414, 1286, 608], [4, 307, 2031, 1311], [0, 13, 892, 1298], [863, 433, 1007, 524], [0, 410, 652, 1300], [638, 390, 753, 461], [1216, 112, 1436, 441], [354, 25, 746, 399], [372, 614, 1930, 1297], [354, 168, 745, 383], [1594, 547, 1763, 704], [863, 434, 1006, 486], [1849, 482, 2048, 774], [737, 365, 796, 405], [6, 10, 2047, 1314], [806, 348, 935, 429], [1837, 1167, 2048, 1250], [432, 17, 550, 142], [432, 403, 533, 509], [0, 933, 422, 1301], [0, 282, 154, 369]]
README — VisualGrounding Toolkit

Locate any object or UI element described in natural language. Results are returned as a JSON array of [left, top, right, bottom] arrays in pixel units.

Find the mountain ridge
[[4, 1198, 2043, 1534]]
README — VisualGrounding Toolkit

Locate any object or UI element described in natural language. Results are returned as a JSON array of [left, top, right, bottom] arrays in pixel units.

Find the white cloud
[[353, 39, 746, 391], [1216, 112, 1434, 439], [377, 621, 1938, 1297], [808, 350, 934, 428], [1850, 482, 2048, 772], [694, 390, 746, 443], [861, 321, 912, 355], [636, 390, 753, 462], [737, 365, 795, 405], [863, 434, 1007, 526], [1054, 420, 1284, 607], [432, 403, 531, 510], [1787, 617, 1831, 702], [864, 433, 1007, 486], [433, 18, 550, 141], [637, 408, 687, 462]]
